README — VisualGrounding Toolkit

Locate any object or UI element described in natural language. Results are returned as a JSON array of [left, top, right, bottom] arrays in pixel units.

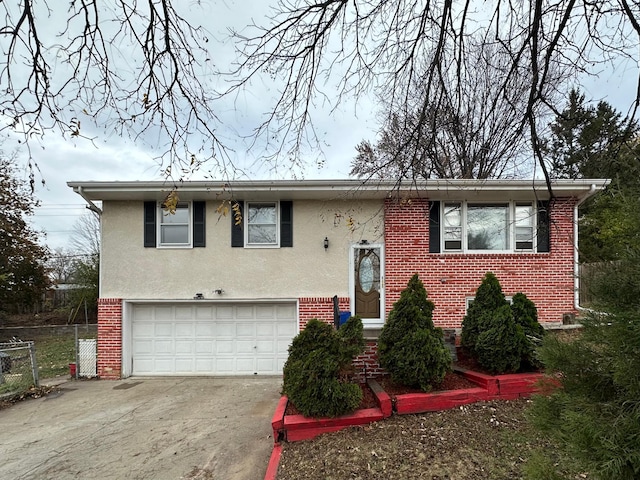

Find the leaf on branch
[[162, 189, 180, 215]]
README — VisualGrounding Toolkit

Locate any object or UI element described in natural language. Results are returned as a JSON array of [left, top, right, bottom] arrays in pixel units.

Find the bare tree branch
[[230, 0, 640, 191], [0, 1, 230, 181]]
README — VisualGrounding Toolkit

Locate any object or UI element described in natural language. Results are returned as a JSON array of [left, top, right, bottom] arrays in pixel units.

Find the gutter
[[573, 182, 607, 312], [75, 186, 103, 215]]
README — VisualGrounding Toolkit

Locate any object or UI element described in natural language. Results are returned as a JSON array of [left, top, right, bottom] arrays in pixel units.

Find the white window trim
[[157, 202, 192, 248], [465, 296, 513, 312], [244, 201, 280, 248], [442, 201, 537, 254]]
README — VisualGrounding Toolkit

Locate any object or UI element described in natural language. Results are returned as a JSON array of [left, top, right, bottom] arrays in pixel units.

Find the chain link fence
[[0, 341, 39, 397]]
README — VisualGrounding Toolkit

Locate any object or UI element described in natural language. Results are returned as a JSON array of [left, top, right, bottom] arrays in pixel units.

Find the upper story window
[[246, 202, 278, 246], [144, 200, 205, 248], [442, 201, 535, 253], [159, 202, 191, 247], [231, 200, 293, 248]]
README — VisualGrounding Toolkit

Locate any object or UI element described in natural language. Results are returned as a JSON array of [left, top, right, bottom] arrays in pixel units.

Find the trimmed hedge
[[461, 272, 543, 374], [378, 274, 451, 391], [282, 317, 365, 418]]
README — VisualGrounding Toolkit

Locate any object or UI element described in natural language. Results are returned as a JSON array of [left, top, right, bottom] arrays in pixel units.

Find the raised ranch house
[[68, 179, 607, 379]]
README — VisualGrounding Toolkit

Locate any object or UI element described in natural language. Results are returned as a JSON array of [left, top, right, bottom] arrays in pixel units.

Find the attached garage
[[129, 302, 297, 376]]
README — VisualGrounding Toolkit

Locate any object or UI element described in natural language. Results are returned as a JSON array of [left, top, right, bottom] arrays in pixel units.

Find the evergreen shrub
[[461, 272, 509, 353], [378, 274, 451, 391], [511, 291, 545, 368], [282, 317, 365, 418], [474, 304, 526, 374], [461, 272, 543, 374], [529, 249, 640, 479]]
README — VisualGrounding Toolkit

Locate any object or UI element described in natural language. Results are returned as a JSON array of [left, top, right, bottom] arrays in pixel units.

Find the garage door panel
[[196, 323, 215, 336], [195, 306, 214, 319], [256, 340, 275, 353], [175, 323, 194, 337], [236, 340, 255, 354], [195, 358, 214, 372], [216, 340, 233, 354], [235, 358, 255, 372], [132, 323, 154, 337], [216, 323, 235, 337], [154, 307, 174, 320], [277, 339, 293, 351], [154, 323, 173, 336], [133, 305, 154, 320], [175, 306, 194, 319], [175, 341, 194, 354], [235, 305, 255, 319], [133, 340, 153, 354], [256, 358, 277, 373], [215, 306, 234, 319], [256, 323, 274, 336], [195, 340, 214, 353], [236, 323, 255, 337], [153, 359, 175, 374], [131, 302, 296, 376], [215, 359, 234, 373], [277, 322, 297, 336], [256, 305, 275, 318], [154, 341, 174, 354]]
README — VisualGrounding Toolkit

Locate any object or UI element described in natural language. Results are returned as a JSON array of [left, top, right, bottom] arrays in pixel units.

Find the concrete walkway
[[0, 376, 282, 480]]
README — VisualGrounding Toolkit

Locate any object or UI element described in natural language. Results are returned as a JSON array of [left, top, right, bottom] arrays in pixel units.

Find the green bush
[[511, 292, 545, 368], [530, 311, 640, 479], [461, 272, 509, 352], [529, 249, 640, 479], [461, 273, 542, 374], [282, 317, 365, 418], [475, 304, 526, 374], [378, 274, 451, 391]]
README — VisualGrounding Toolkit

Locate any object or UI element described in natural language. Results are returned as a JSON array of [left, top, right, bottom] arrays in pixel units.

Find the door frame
[[349, 243, 385, 328]]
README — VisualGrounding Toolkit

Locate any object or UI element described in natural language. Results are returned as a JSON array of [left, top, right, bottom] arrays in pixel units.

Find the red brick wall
[[384, 197, 577, 329], [352, 341, 384, 380], [97, 298, 123, 379], [298, 296, 350, 329]]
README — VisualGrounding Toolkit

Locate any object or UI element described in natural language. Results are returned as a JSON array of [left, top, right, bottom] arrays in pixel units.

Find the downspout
[[75, 186, 103, 215], [574, 184, 596, 312]]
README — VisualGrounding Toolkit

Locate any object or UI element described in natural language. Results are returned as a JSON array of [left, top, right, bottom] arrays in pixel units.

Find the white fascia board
[[67, 178, 610, 202]]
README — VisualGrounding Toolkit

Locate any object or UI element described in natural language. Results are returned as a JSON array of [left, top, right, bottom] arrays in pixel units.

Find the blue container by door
[[339, 311, 351, 326]]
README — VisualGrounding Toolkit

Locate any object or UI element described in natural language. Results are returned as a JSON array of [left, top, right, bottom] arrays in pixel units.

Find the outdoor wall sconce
[[194, 293, 204, 300], [324, 237, 329, 250], [214, 289, 224, 295]]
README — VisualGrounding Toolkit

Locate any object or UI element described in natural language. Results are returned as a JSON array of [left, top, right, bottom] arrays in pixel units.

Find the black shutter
[[280, 201, 293, 247], [231, 200, 244, 247], [537, 200, 550, 253], [143, 201, 156, 248], [193, 201, 206, 247], [429, 200, 441, 253]]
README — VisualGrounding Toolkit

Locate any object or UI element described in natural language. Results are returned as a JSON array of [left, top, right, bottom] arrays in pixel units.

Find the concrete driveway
[[0, 376, 283, 480]]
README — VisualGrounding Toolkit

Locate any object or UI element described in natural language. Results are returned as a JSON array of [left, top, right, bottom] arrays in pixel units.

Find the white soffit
[[67, 178, 610, 202]]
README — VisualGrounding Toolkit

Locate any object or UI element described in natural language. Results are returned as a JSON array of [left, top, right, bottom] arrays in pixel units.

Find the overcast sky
[[6, 1, 637, 252]]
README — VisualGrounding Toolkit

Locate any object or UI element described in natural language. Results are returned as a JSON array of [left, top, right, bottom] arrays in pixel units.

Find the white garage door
[[131, 303, 297, 376]]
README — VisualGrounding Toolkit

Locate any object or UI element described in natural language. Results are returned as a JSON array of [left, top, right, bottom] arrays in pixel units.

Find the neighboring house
[[68, 179, 607, 379]]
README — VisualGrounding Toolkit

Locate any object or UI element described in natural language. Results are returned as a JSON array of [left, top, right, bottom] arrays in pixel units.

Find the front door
[[351, 244, 384, 326]]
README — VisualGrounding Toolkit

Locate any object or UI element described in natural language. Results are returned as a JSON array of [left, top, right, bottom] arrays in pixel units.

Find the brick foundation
[[97, 298, 123, 379]]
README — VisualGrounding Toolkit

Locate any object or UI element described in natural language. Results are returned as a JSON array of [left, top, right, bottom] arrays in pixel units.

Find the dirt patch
[[376, 371, 478, 397], [0, 385, 59, 410], [277, 398, 584, 479]]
